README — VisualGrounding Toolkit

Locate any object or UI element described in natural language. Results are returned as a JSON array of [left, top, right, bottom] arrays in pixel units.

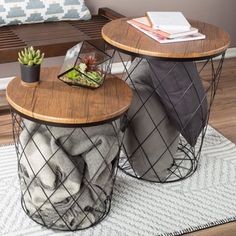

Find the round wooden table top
[[6, 67, 132, 126], [102, 18, 231, 59]]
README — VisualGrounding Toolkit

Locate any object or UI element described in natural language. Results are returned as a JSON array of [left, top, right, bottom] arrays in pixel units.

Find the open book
[[146, 11, 191, 31], [128, 17, 198, 39]]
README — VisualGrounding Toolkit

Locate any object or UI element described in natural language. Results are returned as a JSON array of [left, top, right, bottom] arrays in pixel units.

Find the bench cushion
[[0, 0, 91, 27]]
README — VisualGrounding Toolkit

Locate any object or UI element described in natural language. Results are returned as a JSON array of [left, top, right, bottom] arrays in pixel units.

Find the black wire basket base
[[113, 51, 225, 183], [20, 186, 112, 231], [11, 113, 121, 231], [119, 134, 203, 183]]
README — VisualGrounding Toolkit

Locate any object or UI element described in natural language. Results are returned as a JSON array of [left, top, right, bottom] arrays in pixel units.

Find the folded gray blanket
[[19, 120, 120, 230], [122, 58, 180, 181]]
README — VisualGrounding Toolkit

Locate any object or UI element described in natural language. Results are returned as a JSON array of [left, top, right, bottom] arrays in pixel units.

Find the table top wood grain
[[102, 18, 231, 59], [6, 67, 132, 126]]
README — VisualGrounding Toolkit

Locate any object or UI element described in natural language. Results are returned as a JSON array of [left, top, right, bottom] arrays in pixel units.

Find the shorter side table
[[6, 67, 132, 231]]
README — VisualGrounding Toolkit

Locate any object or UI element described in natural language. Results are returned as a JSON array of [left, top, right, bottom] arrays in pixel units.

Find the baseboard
[[0, 62, 132, 91], [110, 61, 132, 74], [112, 47, 236, 74], [225, 47, 236, 58], [0, 76, 15, 90], [0, 48, 235, 91]]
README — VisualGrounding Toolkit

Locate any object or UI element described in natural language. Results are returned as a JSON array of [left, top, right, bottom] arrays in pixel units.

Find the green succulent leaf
[[18, 58, 24, 64], [31, 49, 36, 58], [35, 52, 41, 59], [18, 52, 24, 61], [28, 52, 33, 60], [35, 58, 43, 65], [20, 51, 25, 57], [23, 57, 28, 64], [29, 46, 34, 52], [33, 58, 38, 64], [28, 60, 34, 66]]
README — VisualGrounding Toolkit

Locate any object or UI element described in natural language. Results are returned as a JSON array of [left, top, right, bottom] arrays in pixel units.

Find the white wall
[[86, 0, 236, 47]]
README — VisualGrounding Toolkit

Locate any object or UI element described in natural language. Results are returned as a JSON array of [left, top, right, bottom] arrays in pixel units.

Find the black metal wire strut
[[11, 112, 123, 231], [108, 49, 226, 183]]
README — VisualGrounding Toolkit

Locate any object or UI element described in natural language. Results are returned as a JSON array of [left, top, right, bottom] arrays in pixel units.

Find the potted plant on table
[[18, 46, 44, 87]]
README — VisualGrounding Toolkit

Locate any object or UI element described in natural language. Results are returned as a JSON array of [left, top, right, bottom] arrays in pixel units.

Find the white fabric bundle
[[19, 120, 119, 230]]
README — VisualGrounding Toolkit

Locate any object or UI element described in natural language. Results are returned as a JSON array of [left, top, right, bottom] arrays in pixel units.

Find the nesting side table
[[6, 67, 132, 231], [102, 18, 230, 183]]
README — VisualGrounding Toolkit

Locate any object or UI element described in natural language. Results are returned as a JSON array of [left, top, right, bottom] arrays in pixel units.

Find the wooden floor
[[207, 58, 236, 143], [0, 58, 236, 235]]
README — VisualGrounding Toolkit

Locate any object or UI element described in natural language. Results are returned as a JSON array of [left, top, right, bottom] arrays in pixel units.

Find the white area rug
[[0, 126, 236, 236]]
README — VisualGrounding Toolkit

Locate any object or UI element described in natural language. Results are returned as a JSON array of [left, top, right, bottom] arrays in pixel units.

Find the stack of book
[[127, 12, 205, 43]]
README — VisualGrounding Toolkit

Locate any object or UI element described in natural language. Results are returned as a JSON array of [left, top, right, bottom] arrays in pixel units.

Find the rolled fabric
[[122, 59, 180, 182], [148, 59, 208, 146]]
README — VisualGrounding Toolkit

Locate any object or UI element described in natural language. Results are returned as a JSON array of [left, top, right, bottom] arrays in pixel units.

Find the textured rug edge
[[162, 216, 236, 236], [0, 143, 14, 147], [161, 125, 236, 236]]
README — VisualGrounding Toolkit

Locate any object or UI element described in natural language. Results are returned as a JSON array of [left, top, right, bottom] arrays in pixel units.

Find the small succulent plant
[[18, 46, 44, 66], [81, 55, 97, 71]]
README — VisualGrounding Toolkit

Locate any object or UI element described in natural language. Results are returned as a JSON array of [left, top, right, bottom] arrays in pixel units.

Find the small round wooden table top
[[102, 18, 231, 59], [6, 67, 132, 126]]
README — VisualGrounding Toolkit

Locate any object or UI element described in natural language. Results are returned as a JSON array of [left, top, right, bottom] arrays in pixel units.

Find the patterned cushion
[[0, 0, 91, 27]]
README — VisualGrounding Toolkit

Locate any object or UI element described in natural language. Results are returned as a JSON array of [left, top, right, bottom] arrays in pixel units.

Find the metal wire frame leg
[[11, 112, 122, 231], [113, 51, 225, 183]]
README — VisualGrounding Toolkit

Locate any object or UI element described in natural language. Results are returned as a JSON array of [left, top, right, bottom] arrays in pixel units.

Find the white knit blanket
[[0, 126, 236, 235]]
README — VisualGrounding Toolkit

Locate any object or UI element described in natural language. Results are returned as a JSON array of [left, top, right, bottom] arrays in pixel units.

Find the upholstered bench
[[0, 8, 123, 64]]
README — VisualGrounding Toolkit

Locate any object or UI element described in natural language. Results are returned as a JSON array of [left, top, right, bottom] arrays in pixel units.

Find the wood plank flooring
[[0, 113, 12, 145], [0, 58, 236, 235], [208, 58, 236, 143]]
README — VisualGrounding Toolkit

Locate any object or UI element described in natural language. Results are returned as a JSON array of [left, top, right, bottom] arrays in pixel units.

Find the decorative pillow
[[0, 0, 91, 27], [149, 59, 208, 147]]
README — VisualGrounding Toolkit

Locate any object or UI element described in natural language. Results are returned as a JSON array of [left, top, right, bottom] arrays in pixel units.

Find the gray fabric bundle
[[148, 59, 208, 146], [122, 59, 180, 182], [19, 120, 119, 230]]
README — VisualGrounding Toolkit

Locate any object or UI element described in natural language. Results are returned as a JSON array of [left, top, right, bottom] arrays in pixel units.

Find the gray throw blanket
[[19, 119, 120, 230], [122, 59, 180, 181], [148, 59, 208, 146]]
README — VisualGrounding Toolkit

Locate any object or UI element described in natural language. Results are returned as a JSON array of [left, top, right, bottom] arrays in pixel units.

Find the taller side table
[[6, 67, 132, 231], [102, 18, 230, 183]]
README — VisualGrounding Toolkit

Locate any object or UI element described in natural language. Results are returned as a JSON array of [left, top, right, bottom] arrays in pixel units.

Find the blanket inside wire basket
[[18, 119, 120, 230]]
